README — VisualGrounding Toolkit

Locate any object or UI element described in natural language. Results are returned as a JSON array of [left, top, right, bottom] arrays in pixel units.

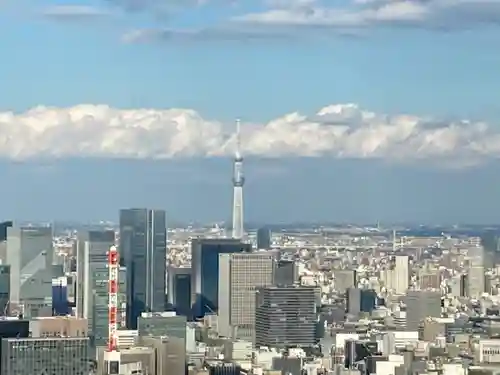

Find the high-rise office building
[[92, 265, 126, 347], [76, 230, 114, 320], [218, 252, 275, 339], [394, 255, 409, 295], [381, 255, 409, 295], [405, 290, 441, 330], [347, 288, 377, 315], [0, 265, 9, 316], [1, 337, 90, 375], [6, 226, 53, 318], [75, 230, 126, 346], [167, 266, 191, 317], [191, 238, 251, 318], [256, 227, 271, 249], [468, 244, 485, 299], [255, 285, 317, 349], [120, 209, 167, 328], [52, 276, 69, 316]]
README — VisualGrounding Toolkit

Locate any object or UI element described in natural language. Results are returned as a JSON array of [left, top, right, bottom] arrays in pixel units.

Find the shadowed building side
[[120, 208, 167, 329]]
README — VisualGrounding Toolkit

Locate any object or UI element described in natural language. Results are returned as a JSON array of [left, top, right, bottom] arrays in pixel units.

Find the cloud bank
[[0, 103, 497, 162], [41, 0, 500, 43], [236, 0, 500, 31]]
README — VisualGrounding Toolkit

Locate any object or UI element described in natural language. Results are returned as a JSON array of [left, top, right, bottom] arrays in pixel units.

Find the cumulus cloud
[[235, 0, 500, 30], [0, 103, 498, 163]]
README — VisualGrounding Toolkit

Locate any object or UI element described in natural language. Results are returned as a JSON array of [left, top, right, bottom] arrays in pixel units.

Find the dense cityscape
[[0, 121, 498, 375]]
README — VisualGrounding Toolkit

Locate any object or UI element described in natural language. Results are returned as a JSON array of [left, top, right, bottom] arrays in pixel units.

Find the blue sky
[[1, 0, 500, 223]]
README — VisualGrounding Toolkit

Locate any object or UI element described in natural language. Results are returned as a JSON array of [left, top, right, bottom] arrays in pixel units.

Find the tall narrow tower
[[232, 119, 244, 239], [104, 245, 120, 374]]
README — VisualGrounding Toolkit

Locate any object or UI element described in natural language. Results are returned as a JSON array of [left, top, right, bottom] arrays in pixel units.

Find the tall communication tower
[[232, 118, 245, 239], [104, 245, 120, 375]]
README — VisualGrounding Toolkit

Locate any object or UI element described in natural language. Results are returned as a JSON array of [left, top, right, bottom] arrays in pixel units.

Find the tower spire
[[232, 118, 244, 239], [235, 118, 241, 160]]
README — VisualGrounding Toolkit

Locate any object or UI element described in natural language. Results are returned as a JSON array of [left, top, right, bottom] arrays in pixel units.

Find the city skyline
[[1, 1, 500, 223]]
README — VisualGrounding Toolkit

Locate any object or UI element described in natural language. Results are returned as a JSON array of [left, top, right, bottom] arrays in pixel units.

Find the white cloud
[[0, 103, 498, 163], [42, 5, 111, 18], [234, 0, 500, 30], [121, 26, 296, 43]]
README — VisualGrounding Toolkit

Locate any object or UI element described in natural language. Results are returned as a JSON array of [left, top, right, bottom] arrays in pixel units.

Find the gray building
[[405, 290, 442, 331], [334, 270, 357, 294], [191, 238, 251, 317], [167, 266, 191, 317], [120, 209, 167, 329], [75, 230, 126, 347], [0, 265, 9, 316], [256, 227, 271, 249], [91, 265, 127, 347], [218, 252, 275, 340], [6, 226, 53, 318], [1, 337, 90, 375], [274, 259, 298, 286], [138, 312, 186, 340], [255, 285, 317, 349], [141, 336, 186, 375]]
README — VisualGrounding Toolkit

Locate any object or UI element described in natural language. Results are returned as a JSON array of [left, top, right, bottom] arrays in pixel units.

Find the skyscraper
[[394, 255, 409, 295], [120, 209, 167, 329], [255, 285, 317, 349], [381, 255, 409, 295], [191, 238, 251, 318], [6, 225, 53, 318], [218, 252, 275, 339], [76, 230, 114, 320], [256, 227, 271, 249], [232, 119, 244, 239], [167, 266, 192, 317], [76, 230, 126, 346], [468, 243, 485, 299]]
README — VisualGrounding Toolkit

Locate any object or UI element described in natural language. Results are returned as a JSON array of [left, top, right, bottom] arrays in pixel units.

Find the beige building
[[30, 316, 88, 337]]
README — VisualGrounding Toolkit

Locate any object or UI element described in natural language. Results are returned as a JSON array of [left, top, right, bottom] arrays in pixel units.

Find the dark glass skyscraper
[[191, 238, 251, 318], [167, 266, 192, 317], [256, 227, 271, 249], [120, 209, 167, 328]]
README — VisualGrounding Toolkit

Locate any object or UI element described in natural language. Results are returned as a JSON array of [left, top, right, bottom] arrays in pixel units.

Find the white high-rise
[[468, 241, 485, 299], [382, 255, 409, 295]]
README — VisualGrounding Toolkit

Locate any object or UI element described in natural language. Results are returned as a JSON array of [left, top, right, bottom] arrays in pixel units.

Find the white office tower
[[394, 256, 409, 294], [231, 119, 245, 239], [382, 256, 409, 295], [218, 252, 274, 341], [468, 244, 485, 299]]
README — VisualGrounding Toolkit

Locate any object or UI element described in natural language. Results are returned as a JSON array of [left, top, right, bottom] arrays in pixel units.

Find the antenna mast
[[104, 245, 121, 374]]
